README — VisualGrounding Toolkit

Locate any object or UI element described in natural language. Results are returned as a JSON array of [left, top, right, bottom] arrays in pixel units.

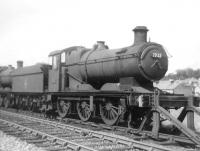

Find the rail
[[0, 109, 174, 151]]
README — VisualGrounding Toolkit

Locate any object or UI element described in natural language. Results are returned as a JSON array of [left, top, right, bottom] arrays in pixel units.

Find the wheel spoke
[[62, 103, 69, 113], [85, 110, 89, 118], [108, 111, 111, 119], [85, 104, 90, 108], [111, 108, 118, 117], [0, 97, 3, 106], [83, 109, 87, 118], [111, 106, 119, 110], [105, 110, 108, 118], [100, 101, 120, 126], [85, 107, 90, 112], [77, 101, 92, 121], [110, 110, 115, 119], [57, 100, 71, 118], [81, 108, 84, 117], [102, 106, 106, 110]]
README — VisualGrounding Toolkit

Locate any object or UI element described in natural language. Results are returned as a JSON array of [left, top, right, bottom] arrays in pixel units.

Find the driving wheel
[[76, 101, 92, 121], [57, 100, 71, 118], [100, 101, 121, 126]]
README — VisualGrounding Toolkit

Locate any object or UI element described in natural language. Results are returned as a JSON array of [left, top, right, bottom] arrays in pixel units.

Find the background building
[[154, 80, 194, 96]]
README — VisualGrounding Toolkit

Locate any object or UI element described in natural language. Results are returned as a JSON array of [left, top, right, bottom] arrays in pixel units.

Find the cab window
[[52, 55, 60, 70], [52, 56, 57, 69], [61, 52, 66, 63]]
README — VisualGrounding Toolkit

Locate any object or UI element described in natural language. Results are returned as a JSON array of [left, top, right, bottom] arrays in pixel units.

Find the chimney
[[95, 41, 109, 50], [97, 41, 105, 47], [133, 26, 148, 45], [17, 60, 23, 69]]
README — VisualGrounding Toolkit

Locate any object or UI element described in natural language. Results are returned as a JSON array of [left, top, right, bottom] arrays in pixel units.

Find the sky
[[0, 0, 200, 73]]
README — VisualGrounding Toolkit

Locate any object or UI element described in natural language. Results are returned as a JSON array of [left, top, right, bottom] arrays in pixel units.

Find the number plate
[[152, 52, 162, 58]]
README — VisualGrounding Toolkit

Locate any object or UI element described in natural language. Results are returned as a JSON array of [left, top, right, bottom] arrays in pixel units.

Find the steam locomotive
[[0, 26, 168, 126]]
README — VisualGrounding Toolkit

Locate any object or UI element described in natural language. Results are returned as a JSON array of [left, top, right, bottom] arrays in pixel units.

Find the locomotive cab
[[48, 48, 81, 92], [48, 50, 63, 92]]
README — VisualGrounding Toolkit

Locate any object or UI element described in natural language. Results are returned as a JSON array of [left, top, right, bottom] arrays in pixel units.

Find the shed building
[[154, 80, 193, 96]]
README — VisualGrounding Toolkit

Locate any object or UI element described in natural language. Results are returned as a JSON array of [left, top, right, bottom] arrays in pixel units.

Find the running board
[[155, 105, 200, 145]]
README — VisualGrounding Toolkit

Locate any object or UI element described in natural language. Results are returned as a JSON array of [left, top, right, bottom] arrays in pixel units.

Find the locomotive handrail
[[63, 53, 138, 67], [65, 71, 86, 84]]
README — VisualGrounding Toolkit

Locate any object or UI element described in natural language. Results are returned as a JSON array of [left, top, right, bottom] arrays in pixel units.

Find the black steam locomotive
[[0, 26, 168, 126]]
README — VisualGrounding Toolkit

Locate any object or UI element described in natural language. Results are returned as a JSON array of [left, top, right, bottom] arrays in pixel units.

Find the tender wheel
[[76, 101, 92, 121], [100, 101, 121, 126], [31, 98, 38, 112], [21, 98, 27, 110], [57, 100, 71, 118], [4, 97, 10, 108], [9, 97, 15, 108], [0, 97, 3, 107], [27, 98, 32, 111]]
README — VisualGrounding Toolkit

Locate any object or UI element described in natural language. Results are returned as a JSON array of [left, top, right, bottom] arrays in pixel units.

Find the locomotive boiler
[[63, 26, 168, 90]]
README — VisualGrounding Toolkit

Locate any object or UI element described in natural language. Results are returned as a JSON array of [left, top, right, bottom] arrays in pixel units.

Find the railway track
[[0, 108, 198, 150], [12, 109, 199, 147], [0, 109, 177, 151]]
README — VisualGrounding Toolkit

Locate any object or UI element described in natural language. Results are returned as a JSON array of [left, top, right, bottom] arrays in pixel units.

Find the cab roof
[[48, 46, 85, 56]]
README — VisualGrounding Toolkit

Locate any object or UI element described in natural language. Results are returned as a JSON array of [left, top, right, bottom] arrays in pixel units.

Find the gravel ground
[[0, 131, 45, 151]]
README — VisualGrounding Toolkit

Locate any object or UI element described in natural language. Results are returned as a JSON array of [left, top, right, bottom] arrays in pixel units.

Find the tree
[[164, 68, 200, 80]]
